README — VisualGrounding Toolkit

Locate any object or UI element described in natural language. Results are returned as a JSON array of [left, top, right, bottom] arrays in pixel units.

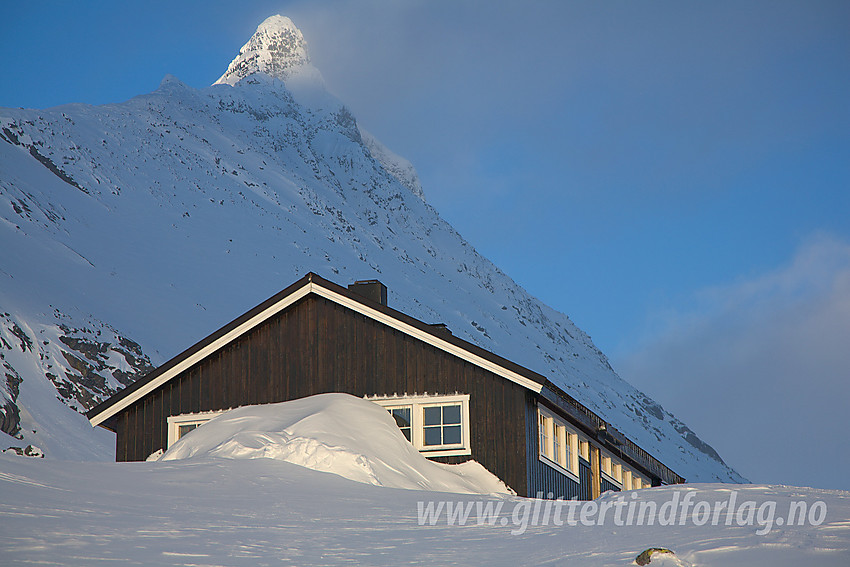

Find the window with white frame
[[166, 410, 226, 448], [386, 406, 412, 442], [369, 394, 471, 457], [423, 403, 462, 447], [579, 437, 590, 462], [601, 449, 623, 485], [539, 411, 550, 462], [612, 461, 623, 484], [602, 453, 613, 476], [599, 450, 648, 490], [537, 407, 580, 480]]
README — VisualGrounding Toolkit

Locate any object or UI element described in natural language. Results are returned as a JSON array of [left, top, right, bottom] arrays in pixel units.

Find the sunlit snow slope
[[0, 15, 744, 482]]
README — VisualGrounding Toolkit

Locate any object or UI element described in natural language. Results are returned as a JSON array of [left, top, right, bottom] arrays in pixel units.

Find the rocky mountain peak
[[214, 15, 310, 86]]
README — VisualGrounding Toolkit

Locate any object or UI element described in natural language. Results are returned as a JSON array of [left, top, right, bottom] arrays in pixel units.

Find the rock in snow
[[0, 14, 744, 483]]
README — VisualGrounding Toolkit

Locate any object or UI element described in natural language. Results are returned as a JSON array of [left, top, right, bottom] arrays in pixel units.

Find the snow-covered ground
[[1, 458, 847, 565], [2, 394, 848, 566]]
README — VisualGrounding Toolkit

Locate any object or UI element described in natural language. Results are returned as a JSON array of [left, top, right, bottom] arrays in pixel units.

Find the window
[[423, 403, 462, 447], [369, 394, 471, 457], [537, 407, 580, 480], [166, 410, 226, 448], [539, 412, 551, 459], [623, 469, 633, 491], [178, 423, 200, 438], [633, 473, 651, 490], [386, 406, 412, 441], [579, 437, 590, 462], [612, 462, 623, 484], [602, 454, 612, 476], [601, 450, 625, 487], [599, 450, 648, 490], [553, 422, 564, 465]]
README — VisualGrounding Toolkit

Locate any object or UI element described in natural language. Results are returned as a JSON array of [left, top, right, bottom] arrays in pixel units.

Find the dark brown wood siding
[[117, 295, 529, 496]]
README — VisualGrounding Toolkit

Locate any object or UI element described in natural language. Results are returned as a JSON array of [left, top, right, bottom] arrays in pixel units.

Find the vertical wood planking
[[116, 413, 126, 461], [142, 394, 152, 458], [130, 403, 139, 460]]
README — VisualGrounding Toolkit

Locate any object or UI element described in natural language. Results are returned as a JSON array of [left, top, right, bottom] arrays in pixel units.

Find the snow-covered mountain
[[0, 15, 744, 482]]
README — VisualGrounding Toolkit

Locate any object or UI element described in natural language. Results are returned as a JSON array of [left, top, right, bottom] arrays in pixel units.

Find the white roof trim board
[[89, 280, 543, 427]]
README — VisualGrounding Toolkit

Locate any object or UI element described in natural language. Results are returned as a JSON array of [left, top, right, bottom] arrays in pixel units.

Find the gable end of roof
[[87, 273, 545, 428]]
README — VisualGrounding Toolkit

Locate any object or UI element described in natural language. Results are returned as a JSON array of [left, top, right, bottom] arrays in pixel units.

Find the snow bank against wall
[[160, 393, 512, 495]]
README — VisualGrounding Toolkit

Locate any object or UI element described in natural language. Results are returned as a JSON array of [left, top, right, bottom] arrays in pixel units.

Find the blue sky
[[2, 1, 849, 489]]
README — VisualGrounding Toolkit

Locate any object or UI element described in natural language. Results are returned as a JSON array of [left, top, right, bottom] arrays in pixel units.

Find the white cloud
[[617, 235, 850, 490]]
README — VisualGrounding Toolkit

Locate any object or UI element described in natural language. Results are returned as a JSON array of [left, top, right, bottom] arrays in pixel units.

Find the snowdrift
[[160, 393, 512, 495]]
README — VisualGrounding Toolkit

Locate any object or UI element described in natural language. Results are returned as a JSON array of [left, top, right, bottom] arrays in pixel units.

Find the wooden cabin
[[87, 273, 684, 498]]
